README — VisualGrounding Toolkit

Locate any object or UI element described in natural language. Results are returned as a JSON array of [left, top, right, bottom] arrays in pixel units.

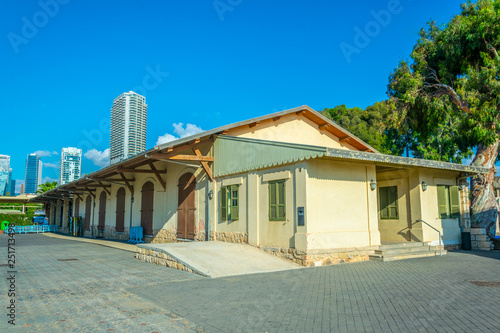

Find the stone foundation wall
[[470, 228, 495, 251], [135, 247, 197, 274], [210, 231, 248, 244], [145, 228, 178, 244], [259, 246, 376, 267]]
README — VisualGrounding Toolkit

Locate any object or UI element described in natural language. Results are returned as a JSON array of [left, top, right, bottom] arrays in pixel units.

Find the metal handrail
[[411, 219, 442, 256]]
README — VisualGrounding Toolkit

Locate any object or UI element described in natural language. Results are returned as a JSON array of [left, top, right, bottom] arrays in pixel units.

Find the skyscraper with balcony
[[0, 154, 12, 196], [110, 91, 148, 164], [25, 153, 42, 194], [60, 147, 82, 185]]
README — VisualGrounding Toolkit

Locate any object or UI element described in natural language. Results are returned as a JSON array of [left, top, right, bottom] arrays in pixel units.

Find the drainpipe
[[129, 195, 134, 231], [207, 186, 213, 241], [91, 196, 96, 238]]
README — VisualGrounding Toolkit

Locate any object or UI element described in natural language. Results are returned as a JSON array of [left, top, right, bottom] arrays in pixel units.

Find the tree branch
[[423, 68, 471, 114], [483, 38, 499, 59]]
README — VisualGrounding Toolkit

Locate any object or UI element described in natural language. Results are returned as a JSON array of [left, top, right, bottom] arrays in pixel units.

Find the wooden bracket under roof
[[97, 181, 111, 196], [339, 136, 351, 144], [148, 161, 167, 191], [119, 172, 135, 195], [192, 147, 214, 182]]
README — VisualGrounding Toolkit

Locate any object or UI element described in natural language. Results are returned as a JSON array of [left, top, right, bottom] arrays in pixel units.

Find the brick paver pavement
[[2, 233, 500, 332]]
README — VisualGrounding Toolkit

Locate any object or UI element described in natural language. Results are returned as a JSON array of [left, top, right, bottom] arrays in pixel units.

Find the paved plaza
[[1, 234, 500, 332]]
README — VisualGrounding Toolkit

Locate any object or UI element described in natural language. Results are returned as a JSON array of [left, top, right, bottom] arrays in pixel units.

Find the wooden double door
[[177, 173, 196, 240]]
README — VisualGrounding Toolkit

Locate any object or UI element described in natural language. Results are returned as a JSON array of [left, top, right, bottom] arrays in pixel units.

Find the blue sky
[[0, 0, 469, 191]]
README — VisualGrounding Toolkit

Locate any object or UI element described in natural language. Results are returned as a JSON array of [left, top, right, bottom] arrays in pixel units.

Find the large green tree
[[322, 100, 406, 155], [388, 0, 500, 237]]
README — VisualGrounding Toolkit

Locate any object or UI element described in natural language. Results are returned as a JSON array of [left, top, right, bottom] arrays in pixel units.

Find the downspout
[[91, 196, 96, 238], [129, 195, 134, 231]]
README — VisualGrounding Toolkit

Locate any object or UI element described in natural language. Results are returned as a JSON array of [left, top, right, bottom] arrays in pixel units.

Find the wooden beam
[[296, 110, 306, 116], [249, 121, 260, 128], [93, 177, 135, 182], [168, 155, 214, 162], [148, 138, 212, 161], [119, 172, 134, 195], [73, 184, 111, 188], [75, 194, 83, 202], [116, 167, 167, 174], [339, 136, 351, 143], [319, 123, 330, 129], [148, 162, 167, 191], [98, 181, 111, 196], [85, 188, 96, 198], [184, 173, 197, 190], [192, 148, 214, 182], [272, 116, 282, 121], [221, 130, 229, 135]]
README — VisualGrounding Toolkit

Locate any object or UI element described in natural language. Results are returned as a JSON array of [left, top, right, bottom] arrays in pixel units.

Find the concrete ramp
[[137, 241, 302, 278]]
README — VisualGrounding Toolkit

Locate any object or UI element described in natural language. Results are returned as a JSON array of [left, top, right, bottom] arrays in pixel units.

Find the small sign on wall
[[298, 207, 304, 226]]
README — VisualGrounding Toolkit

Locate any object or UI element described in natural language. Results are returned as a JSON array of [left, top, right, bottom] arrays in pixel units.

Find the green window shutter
[[277, 181, 285, 220], [269, 182, 277, 220], [230, 185, 239, 220], [221, 186, 228, 221], [450, 185, 460, 218], [269, 180, 286, 221], [437, 185, 449, 219]]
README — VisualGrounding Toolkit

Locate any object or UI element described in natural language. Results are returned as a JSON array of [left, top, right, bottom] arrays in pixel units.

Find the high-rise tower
[[25, 153, 42, 194], [110, 91, 148, 164], [0, 155, 12, 196], [60, 147, 82, 185]]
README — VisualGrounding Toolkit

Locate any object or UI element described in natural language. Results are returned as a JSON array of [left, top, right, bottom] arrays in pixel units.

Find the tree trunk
[[470, 141, 499, 238]]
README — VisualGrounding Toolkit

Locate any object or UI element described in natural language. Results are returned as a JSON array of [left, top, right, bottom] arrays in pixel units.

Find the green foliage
[[0, 213, 33, 226], [387, 0, 500, 163], [321, 100, 405, 155], [36, 181, 58, 194]]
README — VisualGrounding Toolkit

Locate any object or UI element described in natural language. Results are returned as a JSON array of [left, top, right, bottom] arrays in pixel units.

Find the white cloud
[[173, 123, 203, 138], [41, 176, 59, 184], [84, 148, 110, 167], [43, 162, 59, 169], [156, 133, 178, 145], [156, 123, 204, 146], [33, 150, 58, 157]]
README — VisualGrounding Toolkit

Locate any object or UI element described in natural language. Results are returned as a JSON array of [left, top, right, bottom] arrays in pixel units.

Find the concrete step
[[374, 246, 432, 255], [379, 242, 426, 250], [370, 250, 446, 262]]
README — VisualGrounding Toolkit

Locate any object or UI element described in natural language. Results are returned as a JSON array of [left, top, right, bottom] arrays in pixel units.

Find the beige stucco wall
[[298, 159, 380, 251], [227, 113, 357, 150], [214, 164, 303, 249]]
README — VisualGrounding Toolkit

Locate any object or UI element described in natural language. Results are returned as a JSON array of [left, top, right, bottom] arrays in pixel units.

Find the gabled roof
[[32, 106, 378, 201], [154, 105, 379, 153]]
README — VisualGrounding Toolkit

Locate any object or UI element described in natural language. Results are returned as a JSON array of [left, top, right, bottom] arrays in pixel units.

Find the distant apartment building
[[0, 154, 12, 196], [20, 183, 25, 195], [25, 153, 42, 194], [60, 147, 82, 185], [110, 91, 148, 164]]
